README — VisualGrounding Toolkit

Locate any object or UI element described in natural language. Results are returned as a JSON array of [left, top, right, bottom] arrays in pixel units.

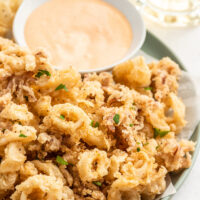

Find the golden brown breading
[[0, 37, 194, 200]]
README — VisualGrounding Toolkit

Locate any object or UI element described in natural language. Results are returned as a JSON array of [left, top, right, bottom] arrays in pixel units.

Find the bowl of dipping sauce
[[13, 0, 146, 73]]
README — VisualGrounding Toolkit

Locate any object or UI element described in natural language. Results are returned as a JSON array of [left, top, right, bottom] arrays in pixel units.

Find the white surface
[[146, 21, 200, 200], [13, 0, 146, 74]]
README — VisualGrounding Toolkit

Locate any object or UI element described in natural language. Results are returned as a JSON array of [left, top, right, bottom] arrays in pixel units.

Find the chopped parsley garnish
[[143, 142, 149, 146], [137, 147, 141, 152], [154, 128, 169, 138], [113, 114, 120, 124], [19, 133, 27, 138], [56, 155, 69, 165], [35, 70, 51, 78], [136, 142, 140, 145], [130, 124, 134, 127], [13, 120, 22, 125], [90, 120, 99, 128], [60, 114, 65, 120], [93, 181, 102, 186], [55, 84, 68, 92], [90, 120, 94, 126], [24, 96, 29, 101], [156, 145, 160, 150], [94, 122, 99, 128], [144, 86, 152, 91]]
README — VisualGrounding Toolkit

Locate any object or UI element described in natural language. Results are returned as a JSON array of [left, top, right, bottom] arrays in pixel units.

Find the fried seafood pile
[[0, 37, 194, 200], [0, 0, 22, 37]]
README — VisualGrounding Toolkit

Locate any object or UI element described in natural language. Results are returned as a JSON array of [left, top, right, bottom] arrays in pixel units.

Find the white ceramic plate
[[13, 0, 146, 73]]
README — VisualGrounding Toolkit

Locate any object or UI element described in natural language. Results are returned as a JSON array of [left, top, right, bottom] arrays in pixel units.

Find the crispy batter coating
[[0, 37, 195, 200], [0, 0, 22, 37]]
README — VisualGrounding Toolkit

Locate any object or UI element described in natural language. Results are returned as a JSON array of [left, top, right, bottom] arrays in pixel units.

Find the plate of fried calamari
[[0, 1, 199, 200]]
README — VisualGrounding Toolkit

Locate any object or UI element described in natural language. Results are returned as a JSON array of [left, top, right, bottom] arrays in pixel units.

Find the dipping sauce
[[25, 0, 133, 70]]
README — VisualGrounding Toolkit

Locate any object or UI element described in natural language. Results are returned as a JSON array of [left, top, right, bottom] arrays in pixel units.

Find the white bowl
[[13, 0, 146, 73]]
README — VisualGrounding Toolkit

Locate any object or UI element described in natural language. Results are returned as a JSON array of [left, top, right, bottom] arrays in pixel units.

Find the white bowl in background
[[13, 0, 146, 73]]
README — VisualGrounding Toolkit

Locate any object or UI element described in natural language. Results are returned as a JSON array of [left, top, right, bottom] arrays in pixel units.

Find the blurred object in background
[[0, 0, 22, 37], [130, 0, 200, 26]]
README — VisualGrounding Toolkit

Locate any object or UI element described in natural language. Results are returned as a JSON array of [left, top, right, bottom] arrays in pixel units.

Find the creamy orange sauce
[[25, 0, 133, 70]]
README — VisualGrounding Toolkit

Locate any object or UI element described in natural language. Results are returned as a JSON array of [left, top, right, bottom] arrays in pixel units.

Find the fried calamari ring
[[44, 103, 109, 149], [32, 160, 66, 184], [11, 175, 74, 200], [0, 102, 34, 124], [107, 150, 127, 180], [108, 177, 140, 200], [113, 56, 151, 88], [0, 172, 18, 191], [0, 124, 37, 147], [121, 151, 155, 183], [77, 148, 110, 182], [166, 92, 186, 133], [0, 142, 26, 173]]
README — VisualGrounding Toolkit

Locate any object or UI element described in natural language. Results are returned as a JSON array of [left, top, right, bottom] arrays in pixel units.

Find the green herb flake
[[35, 70, 51, 78], [55, 84, 68, 92], [143, 142, 149, 146], [19, 133, 27, 138], [137, 147, 141, 152], [132, 102, 135, 105], [156, 145, 160, 150], [113, 114, 120, 124], [60, 114, 65, 120], [136, 142, 140, 145], [94, 122, 99, 128], [144, 86, 152, 91], [24, 96, 29, 101], [90, 120, 94, 127], [130, 124, 134, 127], [56, 155, 69, 165], [90, 120, 99, 128], [154, 128, 169, 138], [93, 181, 102, 187]]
